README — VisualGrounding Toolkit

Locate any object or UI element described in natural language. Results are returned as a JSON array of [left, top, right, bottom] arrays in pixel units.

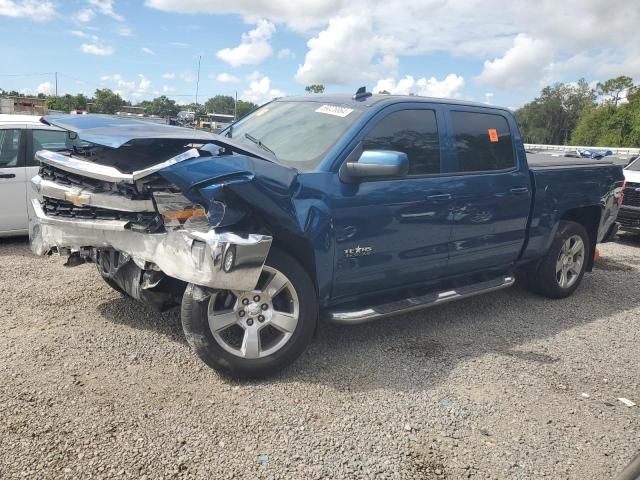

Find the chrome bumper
[[29, 199, 272, 291]]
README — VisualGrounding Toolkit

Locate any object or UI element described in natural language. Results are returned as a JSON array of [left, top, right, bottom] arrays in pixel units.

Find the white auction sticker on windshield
[[315, 105, 354, 117]]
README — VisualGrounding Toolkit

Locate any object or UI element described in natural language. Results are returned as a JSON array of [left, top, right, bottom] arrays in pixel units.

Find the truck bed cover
[[526, 153, 623, 168]]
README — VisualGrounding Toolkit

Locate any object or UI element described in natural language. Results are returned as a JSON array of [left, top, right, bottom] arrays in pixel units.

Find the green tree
[[236, 99, 257, 118], [92, 88, 126, 114], [596, 76, 634, 106], [378, 90, 391, 94], [572, 87, 640, 147], [137, 95, 179, 117], [204, 95, 235, 115], [515, 80, 596, 144], [47, 94, 90, 113], [305, 84, 325, 94]]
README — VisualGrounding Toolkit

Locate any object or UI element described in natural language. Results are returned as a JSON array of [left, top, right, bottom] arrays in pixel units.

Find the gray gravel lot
[[0, 236, 639, 479]]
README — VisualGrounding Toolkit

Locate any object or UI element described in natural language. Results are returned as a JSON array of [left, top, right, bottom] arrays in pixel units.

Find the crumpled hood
[[159, 153, 302, 233]]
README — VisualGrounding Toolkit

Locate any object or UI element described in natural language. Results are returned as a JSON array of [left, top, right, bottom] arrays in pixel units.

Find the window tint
[[363, 109, 440, 175], [0, 129, 22, 168], [451, 111, 515, 172], [31, 129, 68, 166]]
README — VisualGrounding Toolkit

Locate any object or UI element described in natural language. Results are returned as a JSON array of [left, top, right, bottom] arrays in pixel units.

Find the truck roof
[[278, 93, 510, 112]]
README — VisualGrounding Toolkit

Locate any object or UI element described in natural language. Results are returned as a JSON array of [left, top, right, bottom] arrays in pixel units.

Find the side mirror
[[342, 150, 409, 181]]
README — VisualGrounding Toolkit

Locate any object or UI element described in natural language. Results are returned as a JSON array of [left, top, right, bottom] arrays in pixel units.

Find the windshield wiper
[[244, 133, 276, 159]]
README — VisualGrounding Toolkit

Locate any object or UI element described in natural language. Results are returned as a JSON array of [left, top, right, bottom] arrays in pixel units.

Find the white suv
[[0, 114, 67, 237]]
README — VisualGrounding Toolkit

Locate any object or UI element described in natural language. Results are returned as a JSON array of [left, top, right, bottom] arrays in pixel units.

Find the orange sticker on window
[[488, 129, 499, 142]]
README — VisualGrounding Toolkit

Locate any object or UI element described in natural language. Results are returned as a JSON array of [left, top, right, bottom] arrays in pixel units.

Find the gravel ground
[[0, 236, 639, 480]]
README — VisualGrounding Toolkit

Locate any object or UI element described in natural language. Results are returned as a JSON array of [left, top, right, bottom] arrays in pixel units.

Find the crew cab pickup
[[29, 92, 624, 378]]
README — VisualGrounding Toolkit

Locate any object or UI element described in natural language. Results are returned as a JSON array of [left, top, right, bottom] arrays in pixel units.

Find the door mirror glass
[[342, 150, 409, 181]]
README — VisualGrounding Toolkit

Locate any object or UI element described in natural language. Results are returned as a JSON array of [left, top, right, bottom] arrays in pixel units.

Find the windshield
[[626, 156, 640, 171], [223, 101, 365, 171]]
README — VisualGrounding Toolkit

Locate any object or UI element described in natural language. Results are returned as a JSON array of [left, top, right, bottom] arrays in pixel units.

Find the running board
[[327, 275, 515, 324]]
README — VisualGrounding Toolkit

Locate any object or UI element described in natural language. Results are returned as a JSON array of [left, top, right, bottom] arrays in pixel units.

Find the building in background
[[0, 96, 48, 115]]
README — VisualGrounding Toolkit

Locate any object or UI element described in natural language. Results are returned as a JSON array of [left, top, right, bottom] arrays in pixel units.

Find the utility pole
[[234, 90, 237, 120], [55, 72, 58, 97], [195, 56, 201, 106]]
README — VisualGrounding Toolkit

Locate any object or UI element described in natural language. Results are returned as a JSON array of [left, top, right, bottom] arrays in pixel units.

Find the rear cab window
[[450, 111, 515, 173]]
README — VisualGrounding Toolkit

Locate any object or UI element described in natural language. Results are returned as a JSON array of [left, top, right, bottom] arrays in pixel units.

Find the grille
[[42, 197, 158, 225], [39, 164, 142, 199], [622, 182, 640, 208], [618, 206, 640, 230]]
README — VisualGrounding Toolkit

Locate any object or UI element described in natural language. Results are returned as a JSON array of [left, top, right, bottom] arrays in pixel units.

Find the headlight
[[153, 192, 224, 230]]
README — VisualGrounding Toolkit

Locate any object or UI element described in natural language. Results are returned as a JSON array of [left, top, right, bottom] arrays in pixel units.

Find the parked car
[[28, 92, 623, 378], [618, 156, 640, 233], [0, 114, 67, 237]]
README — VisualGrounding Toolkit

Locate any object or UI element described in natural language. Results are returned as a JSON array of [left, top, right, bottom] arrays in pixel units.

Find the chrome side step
[[326, 275, 515, 324]]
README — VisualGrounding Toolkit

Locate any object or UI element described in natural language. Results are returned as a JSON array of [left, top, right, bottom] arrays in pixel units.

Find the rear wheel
[[528, 220, 589, 299], [181, 248, 317, 378]]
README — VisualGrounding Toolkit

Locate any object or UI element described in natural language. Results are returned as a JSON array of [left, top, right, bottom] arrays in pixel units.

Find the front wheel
[[181, 248, 318, 378], [528, 220, 589, 299]]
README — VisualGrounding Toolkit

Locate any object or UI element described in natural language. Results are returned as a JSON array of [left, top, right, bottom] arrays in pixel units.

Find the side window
[[451, 111, 515, 172], [363, 109, 440, 175], [0, 129, 22, 168], [31, 129, 68, 166]]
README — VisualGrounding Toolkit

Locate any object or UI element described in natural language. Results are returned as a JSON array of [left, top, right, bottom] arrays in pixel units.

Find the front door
[[330, 105, 454, 301], [0, 126, 27, 233]]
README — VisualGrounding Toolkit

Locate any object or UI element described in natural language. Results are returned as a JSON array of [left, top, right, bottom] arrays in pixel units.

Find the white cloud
[[217, 19, 275, 67], [0, 0, 55, 20], [169, 41, 190, 47], [146, 0, 345, 30], [162, 72, 176, 80], [117, 26, 133, 36], [476, 34, 553, 89], [296, 14, 400, 86], [277, 48, 294, 59], [162, 85, 176, 93], [100, 73, 153, 100], [69, 30, 98, 41], [180, 71, 195, 82], [146, 0, 640, 90], [36, 81, 53, 95], [88, 0, 123, 21], [373, 74, 465, 98], [141, 47, 155, 55], [240, 74, 285, 105], [215, 73, 240, 83], [73, 8, 94, 23], [80, 43, 114, 56]]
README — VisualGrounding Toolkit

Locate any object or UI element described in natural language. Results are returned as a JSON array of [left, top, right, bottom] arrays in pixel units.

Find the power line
[[0, 72, 55, 77]]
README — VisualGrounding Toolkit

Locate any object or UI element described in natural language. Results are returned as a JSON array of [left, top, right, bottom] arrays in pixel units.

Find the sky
[[0, 0, 638, 108]]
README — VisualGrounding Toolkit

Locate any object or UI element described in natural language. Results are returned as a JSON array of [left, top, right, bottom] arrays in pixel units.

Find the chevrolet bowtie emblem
[[64, 191, 91, 207]]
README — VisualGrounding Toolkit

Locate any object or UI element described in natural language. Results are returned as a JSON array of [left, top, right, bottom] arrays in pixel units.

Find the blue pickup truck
[[29, 90, 623, 378]]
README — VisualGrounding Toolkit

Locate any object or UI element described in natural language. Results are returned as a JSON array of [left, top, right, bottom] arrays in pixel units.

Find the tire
[[181, 247, 318, 379], [528, 220, 589, 299]]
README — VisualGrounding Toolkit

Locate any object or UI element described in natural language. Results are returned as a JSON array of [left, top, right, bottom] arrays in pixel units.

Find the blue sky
[[0, 0, 638, 108]]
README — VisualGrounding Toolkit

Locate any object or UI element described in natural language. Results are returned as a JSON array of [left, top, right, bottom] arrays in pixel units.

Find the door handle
[[427, 193, 452, 200], [0, 173, 16, 179], [509, 187, 529, 195]]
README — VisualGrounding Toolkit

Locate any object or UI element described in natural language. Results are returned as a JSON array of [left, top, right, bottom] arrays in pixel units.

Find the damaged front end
[[29, 117, 280, 310]]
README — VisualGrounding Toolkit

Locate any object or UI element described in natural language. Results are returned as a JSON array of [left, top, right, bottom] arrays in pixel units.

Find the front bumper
[[29, 199, 272, 291], [617, 206, 640, 232]]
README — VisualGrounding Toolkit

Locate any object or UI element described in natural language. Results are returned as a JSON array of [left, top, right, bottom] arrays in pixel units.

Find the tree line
[[0, 88, 259, 119], [515, 76, 640, 147]]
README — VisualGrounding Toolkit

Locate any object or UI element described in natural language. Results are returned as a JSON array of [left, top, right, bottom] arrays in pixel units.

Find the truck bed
[[527, 153, 628, 168]]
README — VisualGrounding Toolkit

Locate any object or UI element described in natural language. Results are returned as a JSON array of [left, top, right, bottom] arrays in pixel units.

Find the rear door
[[0, 125, 28, 233], [443, 107, 531, 275]]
